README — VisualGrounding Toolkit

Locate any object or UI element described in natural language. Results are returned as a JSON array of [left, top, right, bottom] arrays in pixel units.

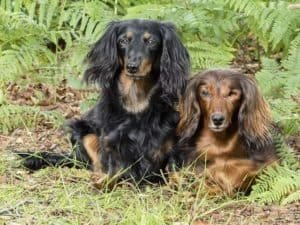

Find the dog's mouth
[[208, 124, 228, 132], [125, 73, 149, 80]]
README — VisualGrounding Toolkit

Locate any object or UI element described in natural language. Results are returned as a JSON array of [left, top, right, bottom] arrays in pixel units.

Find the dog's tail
[[16, 151, 90, 171], [16, 119, 96, 171], [16, 151, 74, 170]]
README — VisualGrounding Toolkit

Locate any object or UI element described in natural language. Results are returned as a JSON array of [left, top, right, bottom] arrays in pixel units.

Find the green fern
[[0, 0, 118, 82], [249, 131, 300, 205], [272, 131, 299, 169], [225, 0, 300, 53], [256, 34, 300, 135], [281, 190, 300, 205], [250, 166, 300, 205], [124, 0, 239, 70]]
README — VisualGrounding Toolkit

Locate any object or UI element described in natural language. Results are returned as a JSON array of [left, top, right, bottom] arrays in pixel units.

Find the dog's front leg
[[82, 134, 114, 189]]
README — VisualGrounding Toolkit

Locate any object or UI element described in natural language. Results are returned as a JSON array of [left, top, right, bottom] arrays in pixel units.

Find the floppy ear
[[176, 79, 201, 142], [83, 21, 120, 89], [238, 76, 272, 148], [159, 22, 190, 99]]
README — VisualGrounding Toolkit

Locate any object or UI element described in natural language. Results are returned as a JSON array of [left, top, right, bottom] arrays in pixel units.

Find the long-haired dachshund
[[175, 69, 277, 195], [19, 19, 190, 186]]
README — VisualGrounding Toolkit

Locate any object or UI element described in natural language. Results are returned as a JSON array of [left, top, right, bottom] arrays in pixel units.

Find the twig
[[0, 200, 33, 216], [288, 4, 300, 9]]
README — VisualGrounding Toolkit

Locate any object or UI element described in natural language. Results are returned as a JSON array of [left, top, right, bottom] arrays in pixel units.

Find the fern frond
[[281, 190, 300, 205], [250, 166, 300, 204], [256, 34, 300, 135], [225, 0, 300, 52], [272, 131, 299, 169]]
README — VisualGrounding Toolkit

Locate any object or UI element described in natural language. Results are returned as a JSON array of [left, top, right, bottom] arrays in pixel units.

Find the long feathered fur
[[18, 19, 190, 183]]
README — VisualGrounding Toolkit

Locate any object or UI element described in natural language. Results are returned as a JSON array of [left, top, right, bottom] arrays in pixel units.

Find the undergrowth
[[0, 1, 299, 220]]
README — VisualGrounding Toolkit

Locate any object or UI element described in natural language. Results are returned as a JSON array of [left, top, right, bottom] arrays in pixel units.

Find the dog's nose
[[126, 62, 139, 74], [211, 113, 225, 126]]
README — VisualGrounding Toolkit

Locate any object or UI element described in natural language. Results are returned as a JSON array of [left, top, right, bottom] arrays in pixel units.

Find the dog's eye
[[201, 90, 210, 98], [228, 90, 237, 97], [146, 38, 156, 45]]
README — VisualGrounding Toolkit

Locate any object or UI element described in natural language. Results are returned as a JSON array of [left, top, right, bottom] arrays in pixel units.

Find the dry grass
[[1, 147, 299, 225]]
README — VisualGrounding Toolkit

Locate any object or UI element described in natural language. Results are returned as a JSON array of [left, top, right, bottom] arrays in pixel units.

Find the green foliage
[[249, 131, 300, 205], [0, 104, 64, 134], [256, 34, 300, 135], [225, 0, 300, 52], [0, 0, 299, 207], [0, 0, 119, 81], [124, 0, 239, 70], [250, 165, 300, 205]]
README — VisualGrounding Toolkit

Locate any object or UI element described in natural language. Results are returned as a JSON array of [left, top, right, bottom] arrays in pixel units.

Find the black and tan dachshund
[[19, 19, 190, 186]]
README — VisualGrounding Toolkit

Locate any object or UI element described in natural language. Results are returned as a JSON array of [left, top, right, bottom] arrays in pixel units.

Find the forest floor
[[1, 39, 300, 224], [1, 79, 300, 225]]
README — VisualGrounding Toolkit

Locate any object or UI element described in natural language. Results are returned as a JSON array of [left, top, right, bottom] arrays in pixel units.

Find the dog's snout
[[127, 55, 142, 74], [211, 113, 225, 126], [126, 62, 139, 73]]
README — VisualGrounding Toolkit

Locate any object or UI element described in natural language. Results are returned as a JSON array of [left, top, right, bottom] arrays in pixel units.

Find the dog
[[19, 19, 190, 186], [174, 69, 277, 195]]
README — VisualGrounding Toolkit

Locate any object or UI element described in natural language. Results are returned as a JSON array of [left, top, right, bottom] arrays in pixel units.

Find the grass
[[1, 151, 254, 225], [0, 99, 298, 224]]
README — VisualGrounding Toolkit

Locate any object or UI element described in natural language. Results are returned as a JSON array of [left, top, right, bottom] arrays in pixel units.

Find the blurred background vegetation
[[0, 0, 299, 206]]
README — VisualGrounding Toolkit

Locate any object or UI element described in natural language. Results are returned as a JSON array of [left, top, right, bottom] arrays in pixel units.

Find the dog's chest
[[118, 76, 157, 113], [195, 131, 246, 161]]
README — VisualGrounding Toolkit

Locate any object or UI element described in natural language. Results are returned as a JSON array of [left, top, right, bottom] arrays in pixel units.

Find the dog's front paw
[[168, 171, 184, 188], [91, 172, 115, 190]]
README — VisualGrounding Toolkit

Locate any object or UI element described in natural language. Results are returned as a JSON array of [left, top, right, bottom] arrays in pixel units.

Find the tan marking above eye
[[143, 32, 151, 39], [126, 31, 133, 38], [226, 89, 241, 98]]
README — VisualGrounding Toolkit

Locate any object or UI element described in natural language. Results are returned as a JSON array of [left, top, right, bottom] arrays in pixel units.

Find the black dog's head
[[117, 21, 163, 79], [84, 19, 190, 98]]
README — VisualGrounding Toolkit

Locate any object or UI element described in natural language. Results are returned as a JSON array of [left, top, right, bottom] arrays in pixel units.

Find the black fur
[[19, 19, 190, 183]]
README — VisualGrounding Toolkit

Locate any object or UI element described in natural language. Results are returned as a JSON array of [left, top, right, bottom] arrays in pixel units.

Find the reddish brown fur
[[82, 134, 102, 173], [176, 69, 277, 195]]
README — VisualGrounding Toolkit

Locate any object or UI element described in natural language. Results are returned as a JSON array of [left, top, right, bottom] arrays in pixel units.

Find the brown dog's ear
[[238, 76, 271, 148], [176, 78, 201, 142]]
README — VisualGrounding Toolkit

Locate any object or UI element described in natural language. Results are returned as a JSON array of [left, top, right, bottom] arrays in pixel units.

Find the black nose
[[126, 62, 139, 74], [211, 113, 225, 126]]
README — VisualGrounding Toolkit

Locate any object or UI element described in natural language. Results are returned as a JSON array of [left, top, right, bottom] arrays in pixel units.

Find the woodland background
[[0, 0, 299, 224]]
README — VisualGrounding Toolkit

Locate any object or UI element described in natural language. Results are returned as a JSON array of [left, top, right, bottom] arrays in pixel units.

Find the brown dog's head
[[177, 69, 271, 146]]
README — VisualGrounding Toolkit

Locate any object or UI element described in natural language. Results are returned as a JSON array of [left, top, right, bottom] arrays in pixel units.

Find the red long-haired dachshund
[[174, 69, 277, 195]]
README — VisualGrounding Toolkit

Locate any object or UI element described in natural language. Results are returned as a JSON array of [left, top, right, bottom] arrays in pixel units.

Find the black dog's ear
[[83, 21, 120, 89], [238, 75, 272, 148], [176, 78, 201, 142], [159, 22, 190, 100]]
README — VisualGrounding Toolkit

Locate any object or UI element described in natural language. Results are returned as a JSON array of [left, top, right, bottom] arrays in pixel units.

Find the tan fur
[[82, 134, 102, 173], [126, 31, 133, 39], [195, 128, 262, 194], [139, 58, 152, 76], [83, 134, 115, 189], [143, 32, 151, 39], [118, 71, 158, 113], [205, 158, 259, 195]]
